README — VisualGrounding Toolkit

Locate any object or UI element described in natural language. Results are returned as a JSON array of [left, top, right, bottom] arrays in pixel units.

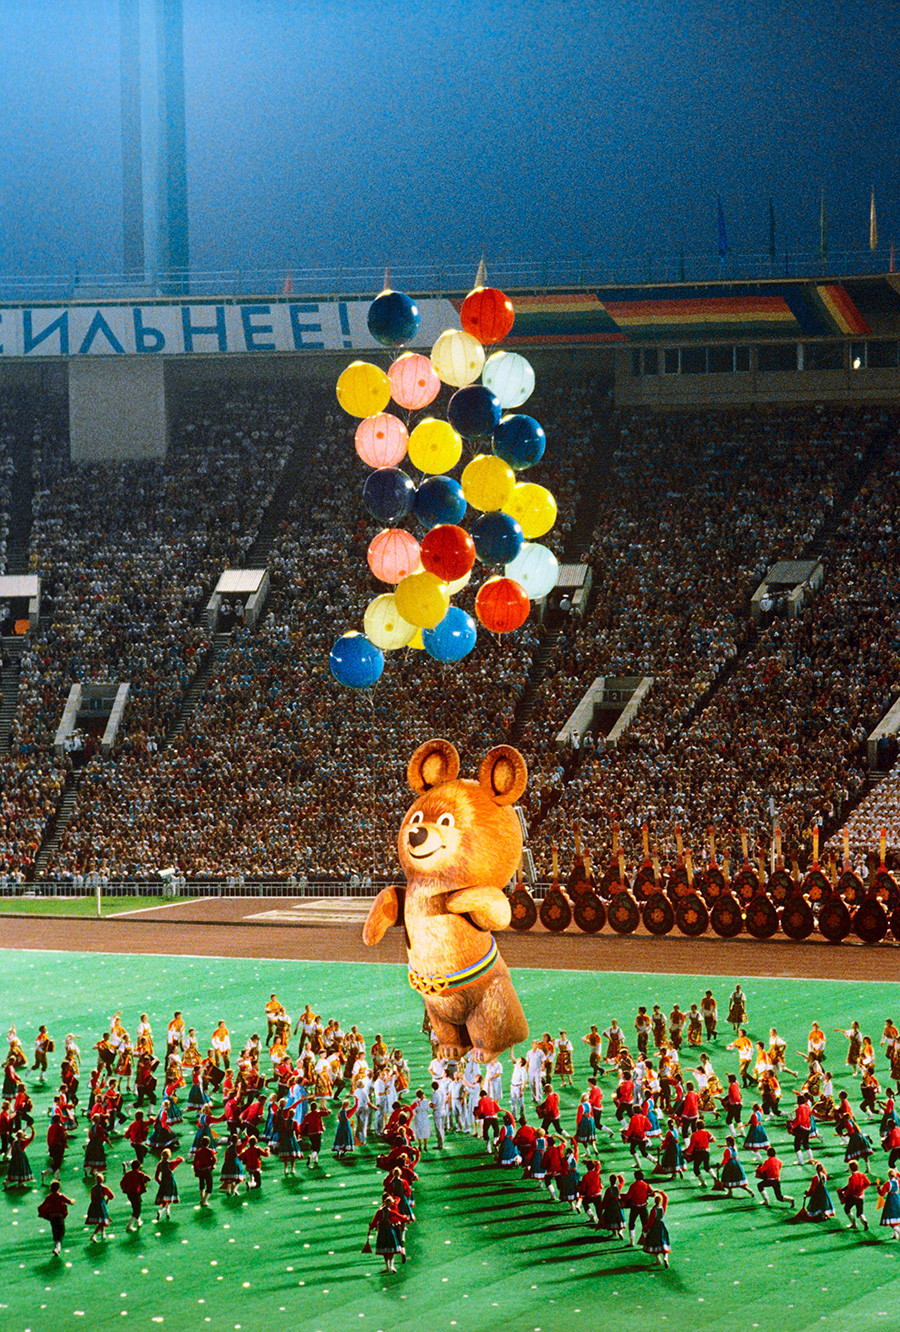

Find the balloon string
[[368, 680, 378, 880]]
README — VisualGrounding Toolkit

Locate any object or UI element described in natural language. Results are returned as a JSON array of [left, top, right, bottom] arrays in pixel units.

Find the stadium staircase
[[243, 444, 310, 569], [509, 626, 563, 747], [6, 413, 35, 577], [31, 770, 84, 879], [164, 631, 231, 747], [0, 639, 23, 751], [0, 416, 36, 750]]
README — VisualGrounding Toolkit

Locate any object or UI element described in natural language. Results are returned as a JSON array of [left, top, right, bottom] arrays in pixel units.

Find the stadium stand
[[0, 377, 897, 893]]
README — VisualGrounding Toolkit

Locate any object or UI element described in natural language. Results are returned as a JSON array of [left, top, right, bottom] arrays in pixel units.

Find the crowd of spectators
[[0, 402, 65, 878], [0, 388, 307, 872], [16, 390, 297, 753], [531, 407, 900, 877], [0, 374, 898, 886], [818, 454, 900, 863], [834, 758, 900, 865], [44, 376, 596, 879]]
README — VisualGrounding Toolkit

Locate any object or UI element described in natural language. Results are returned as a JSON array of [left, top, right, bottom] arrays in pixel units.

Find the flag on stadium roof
[[870, 187, 878, 252]]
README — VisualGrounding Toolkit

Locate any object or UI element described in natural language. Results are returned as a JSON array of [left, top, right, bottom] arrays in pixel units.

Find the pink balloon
[[355, 413, 409, 468], [367, 528, 421, 584], [388, 353, 441, 411]]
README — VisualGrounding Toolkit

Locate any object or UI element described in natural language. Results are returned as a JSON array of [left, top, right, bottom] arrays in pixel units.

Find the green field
[[0, 950, 898, 1332], [0, 896, 166, 918]]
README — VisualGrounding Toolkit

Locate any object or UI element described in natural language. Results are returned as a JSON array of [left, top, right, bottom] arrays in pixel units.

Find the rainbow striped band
[[408, 936, 499, 997]]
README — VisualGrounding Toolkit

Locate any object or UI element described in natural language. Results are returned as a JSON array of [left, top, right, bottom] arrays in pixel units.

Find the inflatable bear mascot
[[363, 738, 529, 1062]]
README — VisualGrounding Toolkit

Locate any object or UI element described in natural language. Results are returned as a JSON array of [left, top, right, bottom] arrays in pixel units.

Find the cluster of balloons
[[329, 283, 561, 688]]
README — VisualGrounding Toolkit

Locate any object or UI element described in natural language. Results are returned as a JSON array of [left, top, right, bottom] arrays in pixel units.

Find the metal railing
[[0, 250, 893, 303], [0, 878, 555, 903]]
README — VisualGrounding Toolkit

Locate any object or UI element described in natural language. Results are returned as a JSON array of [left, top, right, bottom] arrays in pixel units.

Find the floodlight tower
[[119, 0, 189, 293]]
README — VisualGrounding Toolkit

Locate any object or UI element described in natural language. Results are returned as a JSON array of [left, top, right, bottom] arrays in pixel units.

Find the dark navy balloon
[[422, 607, 478, 662], [447, 384, 502, 439], [363, 467, 416, 523], [329, 633, 385, 688], [413, 475, 467, 529], [492, 413, 546, 471], [367, 290, 420, 348], [472, 510, 524, 565]]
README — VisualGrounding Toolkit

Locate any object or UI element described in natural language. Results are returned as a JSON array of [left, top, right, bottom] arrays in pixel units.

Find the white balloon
[[504, 542, 559, 600], [363, 593, 417, 650], [430, 329, 485, 387], [482, 351, 535, 409], [447, 570, 472, 595]]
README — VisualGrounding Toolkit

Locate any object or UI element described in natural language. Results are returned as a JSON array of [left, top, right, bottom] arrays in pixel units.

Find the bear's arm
[[445, 886, 512, 931], [362, 887, 401, 946]]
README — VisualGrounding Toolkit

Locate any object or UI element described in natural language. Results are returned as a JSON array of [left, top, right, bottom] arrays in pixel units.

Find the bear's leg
[[426, 1004, 471, 1061], [464, 972, 529, 1064]]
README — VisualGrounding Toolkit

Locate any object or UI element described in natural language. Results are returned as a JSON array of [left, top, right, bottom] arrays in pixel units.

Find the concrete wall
[[69, 358, 168, 461], [0, 360, 67, 398]]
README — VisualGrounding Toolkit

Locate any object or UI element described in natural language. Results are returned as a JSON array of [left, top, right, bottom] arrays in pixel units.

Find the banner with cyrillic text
[[0, 299, 462, 358]]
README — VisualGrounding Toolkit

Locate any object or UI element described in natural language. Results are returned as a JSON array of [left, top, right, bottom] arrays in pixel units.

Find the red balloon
[[460, 287, 515, 345], [419, 524, 476, 583], [475, 576, 530, 633]]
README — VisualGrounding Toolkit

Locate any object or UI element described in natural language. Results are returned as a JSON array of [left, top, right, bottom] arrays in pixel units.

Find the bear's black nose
[[408, 826, 428, 848]]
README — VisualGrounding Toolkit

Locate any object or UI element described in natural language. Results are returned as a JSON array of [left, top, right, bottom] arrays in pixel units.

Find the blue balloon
[[447, 385, 502, 439], [492, 414, 546, 471], [422, 607, 477, 663], [413, 475, 467, 529], [472, 511, 524, 565], [363, 467, 416, 524], [329, 632, 385, 689], [367, 290, 420, 348]]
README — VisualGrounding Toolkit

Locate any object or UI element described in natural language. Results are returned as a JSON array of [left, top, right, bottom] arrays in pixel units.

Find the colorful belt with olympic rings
[[408, 936, 499, 997]]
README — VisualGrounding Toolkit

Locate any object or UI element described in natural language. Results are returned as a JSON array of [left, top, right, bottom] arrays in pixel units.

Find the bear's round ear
[[478, 746, 528, 805], [407, 739, 460, 794]]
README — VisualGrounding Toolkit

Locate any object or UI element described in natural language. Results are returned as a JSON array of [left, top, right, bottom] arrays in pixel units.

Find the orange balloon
[[475, 576, 530, 633], [460, 287, 515, 345], [367, 528, 421, 583]]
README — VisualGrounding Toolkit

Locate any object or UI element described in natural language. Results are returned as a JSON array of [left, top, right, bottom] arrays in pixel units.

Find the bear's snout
[[408, 826, 429, 849]]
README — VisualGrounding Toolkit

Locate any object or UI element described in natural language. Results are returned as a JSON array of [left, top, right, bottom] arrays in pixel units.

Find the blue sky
[[0, 0, 896, 280]]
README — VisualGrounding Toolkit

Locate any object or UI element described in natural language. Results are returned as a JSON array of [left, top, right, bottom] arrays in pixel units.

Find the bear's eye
[[437, 813, 455, 829], [409, 811, 424, 826]]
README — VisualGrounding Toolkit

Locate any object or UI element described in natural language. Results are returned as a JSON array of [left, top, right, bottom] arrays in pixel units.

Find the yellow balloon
[[461, 454, 515, 512], [430, 329, 485, 387], [336, 361, 391, 418], [407, 628, 425, 651], [363, 594, 417, 650], [503, 482, 557, 539], [408, 418, 463, 474], [394, 570, 450, 629]]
